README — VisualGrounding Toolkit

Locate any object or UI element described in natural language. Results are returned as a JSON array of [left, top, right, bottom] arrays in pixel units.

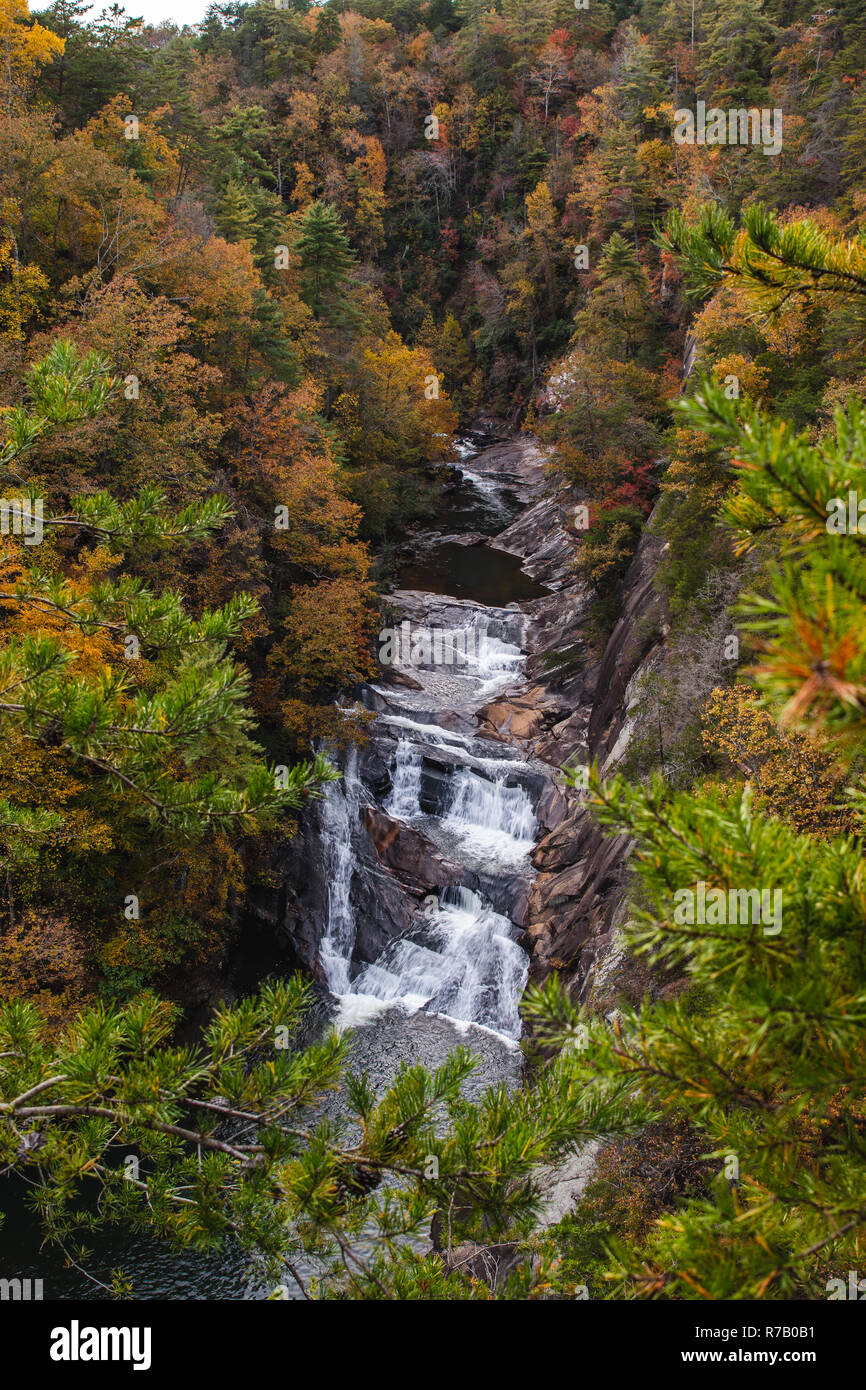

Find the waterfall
[[313, 446, 546, 1046], [318, 748, 360, 994], [348, 887, 528, 1039], [384, 738, 423, 820], [443, 767, 537, 868], [465, 632, 525, 697], [378, 715, 471, 748], [455, 464, 512, 520], [383, 735, 537, 871], [318, 722, 536, 1040]]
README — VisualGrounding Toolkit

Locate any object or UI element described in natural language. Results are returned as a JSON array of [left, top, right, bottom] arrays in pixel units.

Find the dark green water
[[396, 447, 545, 604], [0, 1180, 263, 1299], [397, 539, 546, 605]]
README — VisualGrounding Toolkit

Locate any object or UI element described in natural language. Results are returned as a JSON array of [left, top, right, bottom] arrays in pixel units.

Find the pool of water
[[0, 1173, 266, 1300], [397, 540, 546, 605]]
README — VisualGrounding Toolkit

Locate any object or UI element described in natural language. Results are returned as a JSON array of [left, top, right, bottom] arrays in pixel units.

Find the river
[[0, 432, 560, 1299]]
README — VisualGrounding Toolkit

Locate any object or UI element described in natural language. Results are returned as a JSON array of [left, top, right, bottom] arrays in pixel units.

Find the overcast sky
[[82, 0, 211, 28]]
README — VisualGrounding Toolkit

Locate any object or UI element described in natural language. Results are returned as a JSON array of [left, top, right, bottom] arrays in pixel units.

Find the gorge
[[0, 424, 656, 1299], [261, 422, 673, 1071], [2, 0, 863, 1317]]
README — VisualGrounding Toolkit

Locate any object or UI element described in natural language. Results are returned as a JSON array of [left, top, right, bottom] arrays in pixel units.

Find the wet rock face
[[514, 509, 671, 997], [586, 521, 666, 767], [466, 435, 549, 499], [492, 497, 578, 589], [362, 806, 467, 898], [340, 820, 424, 967], [243, 817, 332, 980], [524, 817, 630, 978]]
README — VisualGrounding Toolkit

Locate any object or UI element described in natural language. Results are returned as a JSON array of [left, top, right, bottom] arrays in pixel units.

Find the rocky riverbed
[[252, 427, 674, 1035]]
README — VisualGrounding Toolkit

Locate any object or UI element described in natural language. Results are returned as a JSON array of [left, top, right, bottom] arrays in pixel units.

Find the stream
[[311, 433, 554, 1068], [0, 433, 559, 1299]]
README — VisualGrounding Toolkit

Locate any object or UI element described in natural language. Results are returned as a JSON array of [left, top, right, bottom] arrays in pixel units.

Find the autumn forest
[[1, 0, 866, 1319]]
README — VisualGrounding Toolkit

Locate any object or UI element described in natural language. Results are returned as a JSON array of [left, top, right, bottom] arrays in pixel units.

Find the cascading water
[[321, 712, 537, 1041], [384, 739, 424, 820], [350, 887, 528, 1038], [443, 768, 537, 869], [319, 747, 360, 994], [464, 631, 525, 699], [315, 442, 547, 1046], [380, 719, 537, 873]]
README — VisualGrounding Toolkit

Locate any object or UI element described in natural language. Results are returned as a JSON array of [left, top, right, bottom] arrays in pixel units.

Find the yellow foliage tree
[[0, 0, 64, 110], [346, 330, 458, 471], [701, 687, 852, 839], [0, 214, 47, 341]]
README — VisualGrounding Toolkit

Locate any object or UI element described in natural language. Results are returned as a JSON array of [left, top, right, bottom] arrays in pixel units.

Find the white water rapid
[[318, 747, 361, 994], [317, 443, 545, 1045], [350, 887, 528, 1039]]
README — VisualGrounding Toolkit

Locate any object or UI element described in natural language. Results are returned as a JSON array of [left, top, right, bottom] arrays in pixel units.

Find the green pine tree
[[295, 200, 357, 325], [526, 371, 866, 1300], [0, 339, 335, 845], [215, 177, 259, 247], [312, 3, 342, 54]]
